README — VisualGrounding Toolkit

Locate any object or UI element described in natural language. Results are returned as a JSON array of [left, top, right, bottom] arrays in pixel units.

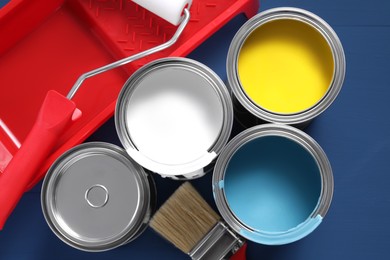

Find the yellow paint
[[238, 19, 334, 114]]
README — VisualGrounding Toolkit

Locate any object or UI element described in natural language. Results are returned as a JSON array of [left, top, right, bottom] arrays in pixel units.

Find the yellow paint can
[[227, 8, 345, 126]]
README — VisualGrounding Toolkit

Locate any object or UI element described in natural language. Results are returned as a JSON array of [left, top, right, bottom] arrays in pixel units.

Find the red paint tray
[[0, 0, 258, 189]]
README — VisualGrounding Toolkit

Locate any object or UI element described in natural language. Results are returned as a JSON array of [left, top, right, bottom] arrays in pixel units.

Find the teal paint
[[224, 136, 321, 233], [239, 215, 323, 245]]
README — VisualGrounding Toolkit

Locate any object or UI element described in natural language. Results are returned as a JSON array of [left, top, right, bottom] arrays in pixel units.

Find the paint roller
[[0, 0, 192, 230]]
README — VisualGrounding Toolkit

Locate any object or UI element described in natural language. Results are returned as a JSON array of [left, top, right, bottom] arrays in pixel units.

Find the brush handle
[[230, 242, 247, 260], [0, 90, 80, 230]]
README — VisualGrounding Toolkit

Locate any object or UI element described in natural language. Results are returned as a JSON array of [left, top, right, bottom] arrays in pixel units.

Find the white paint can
[[115, 58, 233, 179]]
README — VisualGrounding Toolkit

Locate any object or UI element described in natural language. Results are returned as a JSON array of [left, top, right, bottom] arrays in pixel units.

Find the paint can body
[[41, 142, 155, 252], [116, 57, 233, 180], [227, 7, 345, 127], [213, 124, 333, 245]]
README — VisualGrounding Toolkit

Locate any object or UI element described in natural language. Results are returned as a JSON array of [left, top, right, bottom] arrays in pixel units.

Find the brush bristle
[[150, 182, 220, 254]]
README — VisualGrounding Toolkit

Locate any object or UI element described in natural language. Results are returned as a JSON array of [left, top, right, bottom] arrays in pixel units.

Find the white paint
[[125, 66, 224, 167]]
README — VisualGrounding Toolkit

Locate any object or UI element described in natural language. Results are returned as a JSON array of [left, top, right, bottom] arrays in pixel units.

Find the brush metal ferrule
[[189, 222, 244, 260]]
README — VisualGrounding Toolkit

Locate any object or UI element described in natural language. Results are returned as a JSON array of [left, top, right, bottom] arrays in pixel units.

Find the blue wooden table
[[1, 0, 389, 259]]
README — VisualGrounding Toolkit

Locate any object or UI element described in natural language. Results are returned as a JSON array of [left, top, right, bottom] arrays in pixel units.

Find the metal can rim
[[212, 124, 334, 245], [227, 7, 346, 125], [115, 57, 234, 178], [41, 142, 152, 252]]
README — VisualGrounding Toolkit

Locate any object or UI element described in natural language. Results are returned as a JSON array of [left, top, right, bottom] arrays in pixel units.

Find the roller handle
[[230, 242, 247, 260], [0, 90, 80, 230]]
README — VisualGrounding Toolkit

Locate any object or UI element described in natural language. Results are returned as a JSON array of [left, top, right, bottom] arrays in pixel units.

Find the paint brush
[[150, 182, 247, 260]]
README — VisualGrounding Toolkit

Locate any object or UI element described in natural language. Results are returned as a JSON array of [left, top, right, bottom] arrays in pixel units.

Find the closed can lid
[[41, 142, 151, 252]]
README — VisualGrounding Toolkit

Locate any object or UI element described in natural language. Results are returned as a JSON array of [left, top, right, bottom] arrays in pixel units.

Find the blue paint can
[[212, 124, 333, 245]]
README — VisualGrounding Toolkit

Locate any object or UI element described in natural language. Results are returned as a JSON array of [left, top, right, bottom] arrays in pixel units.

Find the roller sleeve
[[133, 0, 192, 26]]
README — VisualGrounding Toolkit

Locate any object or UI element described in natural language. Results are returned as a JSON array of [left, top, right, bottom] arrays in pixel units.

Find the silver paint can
[[116, 57, 233, 179], [213, 124, 333, 245], [41, 142, 155, 252], [227, 7, 346, 127]]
